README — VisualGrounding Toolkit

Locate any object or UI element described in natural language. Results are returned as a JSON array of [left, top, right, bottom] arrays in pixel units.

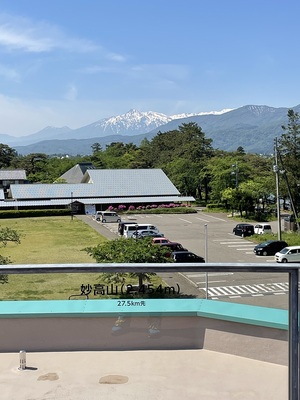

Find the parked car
[[155, 242, 188, 251], [154, 242, 188, 257], [172, 251, 205, 263], [254, 223, 272, 235], [152, 237, 171, 244], [132, 230, 165, 239], [253, 240, 288, 256], [275, 246, 300, 263], [118, 221, 137, 236], [233, 223, 254, 237], [123, 223, 160, 238], [94, 211, 121, 223]]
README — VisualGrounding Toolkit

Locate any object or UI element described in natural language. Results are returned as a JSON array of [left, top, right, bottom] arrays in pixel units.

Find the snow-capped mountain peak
[[93, 108, 234, 133], [170, 108, 234, 120], [93, 109, 172, 135]]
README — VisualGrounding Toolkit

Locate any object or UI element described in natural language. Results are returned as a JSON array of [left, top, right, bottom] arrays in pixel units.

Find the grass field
[[0, 216, 108, 300]]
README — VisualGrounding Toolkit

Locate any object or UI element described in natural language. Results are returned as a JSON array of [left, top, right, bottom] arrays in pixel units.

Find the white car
[[132, 230, 164, 239], [275, 246, 300, 263], [254, 223, 272, 235], [94, 211, 121, 223]]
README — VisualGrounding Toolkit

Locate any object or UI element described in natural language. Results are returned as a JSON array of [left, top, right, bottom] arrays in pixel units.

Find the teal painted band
[[0, 299, 288, 330]]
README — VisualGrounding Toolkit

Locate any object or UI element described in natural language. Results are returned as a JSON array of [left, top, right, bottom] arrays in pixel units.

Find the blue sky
[[0, 0, 300, 136]]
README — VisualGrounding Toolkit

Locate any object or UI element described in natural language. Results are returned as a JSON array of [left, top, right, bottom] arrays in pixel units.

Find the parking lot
[[100, 211, 280, 261], [86, 211, 289, 310]]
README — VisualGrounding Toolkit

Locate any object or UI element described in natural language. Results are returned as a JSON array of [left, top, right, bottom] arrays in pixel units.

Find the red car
[[152, 237, 171, 244]]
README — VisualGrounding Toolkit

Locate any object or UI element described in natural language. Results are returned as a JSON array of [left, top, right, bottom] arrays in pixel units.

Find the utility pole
[[273, 138, 281, 240]]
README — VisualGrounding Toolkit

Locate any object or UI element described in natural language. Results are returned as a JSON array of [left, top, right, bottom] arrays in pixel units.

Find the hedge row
[[124, 207, 197, 215], [0, 209, 71, 219]]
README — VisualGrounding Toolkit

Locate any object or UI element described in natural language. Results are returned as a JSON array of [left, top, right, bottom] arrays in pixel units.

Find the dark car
[[172, 251, 205, 263], [233, 223, 254, 237], [155, 242, 188, 257], [253, 240, 288, 256], [156, 242, 188, 251]]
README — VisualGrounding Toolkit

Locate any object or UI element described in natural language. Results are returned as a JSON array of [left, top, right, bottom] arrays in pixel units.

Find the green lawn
[[0, 216, 107, 301], [0, 216, 165, 301]]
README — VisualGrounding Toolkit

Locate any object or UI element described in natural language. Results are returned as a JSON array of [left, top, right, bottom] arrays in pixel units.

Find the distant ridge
[[6, 104, 300, 155]]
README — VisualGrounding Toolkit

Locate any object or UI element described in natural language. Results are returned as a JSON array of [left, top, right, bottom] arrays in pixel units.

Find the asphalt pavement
[[76, 212, 290, 309]]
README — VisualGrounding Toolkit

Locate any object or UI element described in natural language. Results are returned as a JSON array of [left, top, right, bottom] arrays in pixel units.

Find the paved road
[[78, 212, 289, 309]]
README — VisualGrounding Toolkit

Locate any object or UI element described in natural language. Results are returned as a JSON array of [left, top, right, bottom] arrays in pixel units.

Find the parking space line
[[195, 217, 210, 222], [197, 280, 227, 284], [186, 272, 233, 278], [218, 241, 245, 244], [178, 218, 193, 223], [228, 243, 254, 246], [199, 214, 227, 222]]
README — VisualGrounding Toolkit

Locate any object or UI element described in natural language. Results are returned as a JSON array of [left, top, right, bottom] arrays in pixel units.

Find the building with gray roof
[[58, 162, 95, 183], [0, 169, 27, 199], [3, 167, 194, 213]]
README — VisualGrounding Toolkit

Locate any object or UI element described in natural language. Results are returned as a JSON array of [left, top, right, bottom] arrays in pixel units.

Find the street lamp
[[273, 139, 281, 240]]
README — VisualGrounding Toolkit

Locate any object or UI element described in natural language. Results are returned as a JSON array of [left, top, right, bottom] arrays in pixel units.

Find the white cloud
[[0, 13, 98, 53]]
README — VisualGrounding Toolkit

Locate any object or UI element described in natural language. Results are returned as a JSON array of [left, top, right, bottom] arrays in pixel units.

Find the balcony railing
[[1, 261, 299, 400]]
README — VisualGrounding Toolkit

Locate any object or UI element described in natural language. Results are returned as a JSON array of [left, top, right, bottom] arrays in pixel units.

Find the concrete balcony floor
[[1, 349, 287, 400]]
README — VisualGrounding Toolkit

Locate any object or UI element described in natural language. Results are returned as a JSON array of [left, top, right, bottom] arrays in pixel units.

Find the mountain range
[[2, 105, 299, 156]]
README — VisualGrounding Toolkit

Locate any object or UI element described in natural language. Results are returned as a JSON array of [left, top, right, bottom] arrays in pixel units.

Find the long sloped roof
[[10, 169, 181, 200], [0, 170, 27, 180], [83, 169, 180, 195]]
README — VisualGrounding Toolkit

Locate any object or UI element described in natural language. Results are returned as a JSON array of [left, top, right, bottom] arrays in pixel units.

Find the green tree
[[85, 237, 170, 287], [236, 146, 245, 155], [100, 142, 140, 169], [0, 144, 18, 168], [204, 151, 274, 206], [0, 227, 21, 283], [12, 153, 49, 182], [91, 142, 102, 153], [140, 122, 213, 197], [278, 109, 300, 213], [91, 143, 105, 168]]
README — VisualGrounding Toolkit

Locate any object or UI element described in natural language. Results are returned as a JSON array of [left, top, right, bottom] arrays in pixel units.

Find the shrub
[[0, 209, 70, 219]]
